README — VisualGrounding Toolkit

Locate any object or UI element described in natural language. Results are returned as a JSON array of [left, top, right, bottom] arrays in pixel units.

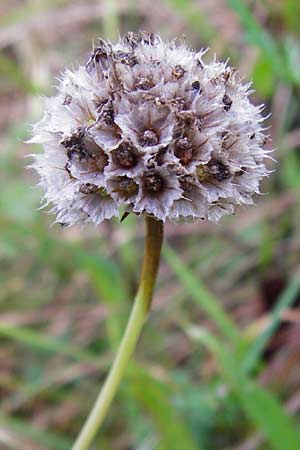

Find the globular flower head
[[30, 31, 271, 226]]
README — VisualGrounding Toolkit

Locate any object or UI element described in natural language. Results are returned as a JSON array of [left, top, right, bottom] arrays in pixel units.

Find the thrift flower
[[28, 32, 273, 450], [30, 32, 270, 225]]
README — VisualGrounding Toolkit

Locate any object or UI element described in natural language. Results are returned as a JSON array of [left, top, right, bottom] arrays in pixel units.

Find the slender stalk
[[72, 216, 163, 450]]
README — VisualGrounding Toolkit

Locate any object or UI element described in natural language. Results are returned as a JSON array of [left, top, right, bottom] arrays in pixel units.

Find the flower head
[[30, 32, 270, 225]]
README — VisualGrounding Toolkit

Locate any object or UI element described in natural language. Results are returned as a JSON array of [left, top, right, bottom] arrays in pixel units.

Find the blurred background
[[1, 1, 300, 449]]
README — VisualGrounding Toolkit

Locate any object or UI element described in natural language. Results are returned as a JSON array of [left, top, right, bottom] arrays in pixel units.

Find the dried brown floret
[[61, 128, 85, 153], [208, 160, 231, 181], [140, 130, 159, 147], [86, 41, 112, 72], [79, 183, 100, 194], [116, 177, 138, 197], [191, 81, 201, 91], [172, 65, 185, 81], [135, 76, 155, 91], [115, 143, 137, 168], [143, 170, 165, 193], [114, 51, 138, 67], [222, 94, 232, 111], [174, 138, 193, 165]]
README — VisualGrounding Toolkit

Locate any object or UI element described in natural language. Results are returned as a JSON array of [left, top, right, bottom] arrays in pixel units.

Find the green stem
[[72, 216, 164, 450]]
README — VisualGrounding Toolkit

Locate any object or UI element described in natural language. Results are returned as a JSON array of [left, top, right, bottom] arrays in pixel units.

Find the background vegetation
[[1, 1, 300, 449]]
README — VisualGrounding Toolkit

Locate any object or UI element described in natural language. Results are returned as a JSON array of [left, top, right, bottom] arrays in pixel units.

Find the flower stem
[[72, 216, 164, 450]]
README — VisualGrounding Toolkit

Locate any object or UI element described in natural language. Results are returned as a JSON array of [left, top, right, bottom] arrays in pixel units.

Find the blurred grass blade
[[227, 0, 288, 81], [0, 322, 103, 365], [102, 0, 118, 40], [72, 244, 128, 346], [0, 54, 43, 94], [242, 274, 300, 374], [167, 0, 215, 42], [163, 243, 240, 344], [282, 0, 300, 33], [2, 364, 96, 415], [130, 367, 201, 450], [189, 327, 300, 450], [1, 416, 72, 450], [0, 0, 69, 27], [72, 245, 125, 303]]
